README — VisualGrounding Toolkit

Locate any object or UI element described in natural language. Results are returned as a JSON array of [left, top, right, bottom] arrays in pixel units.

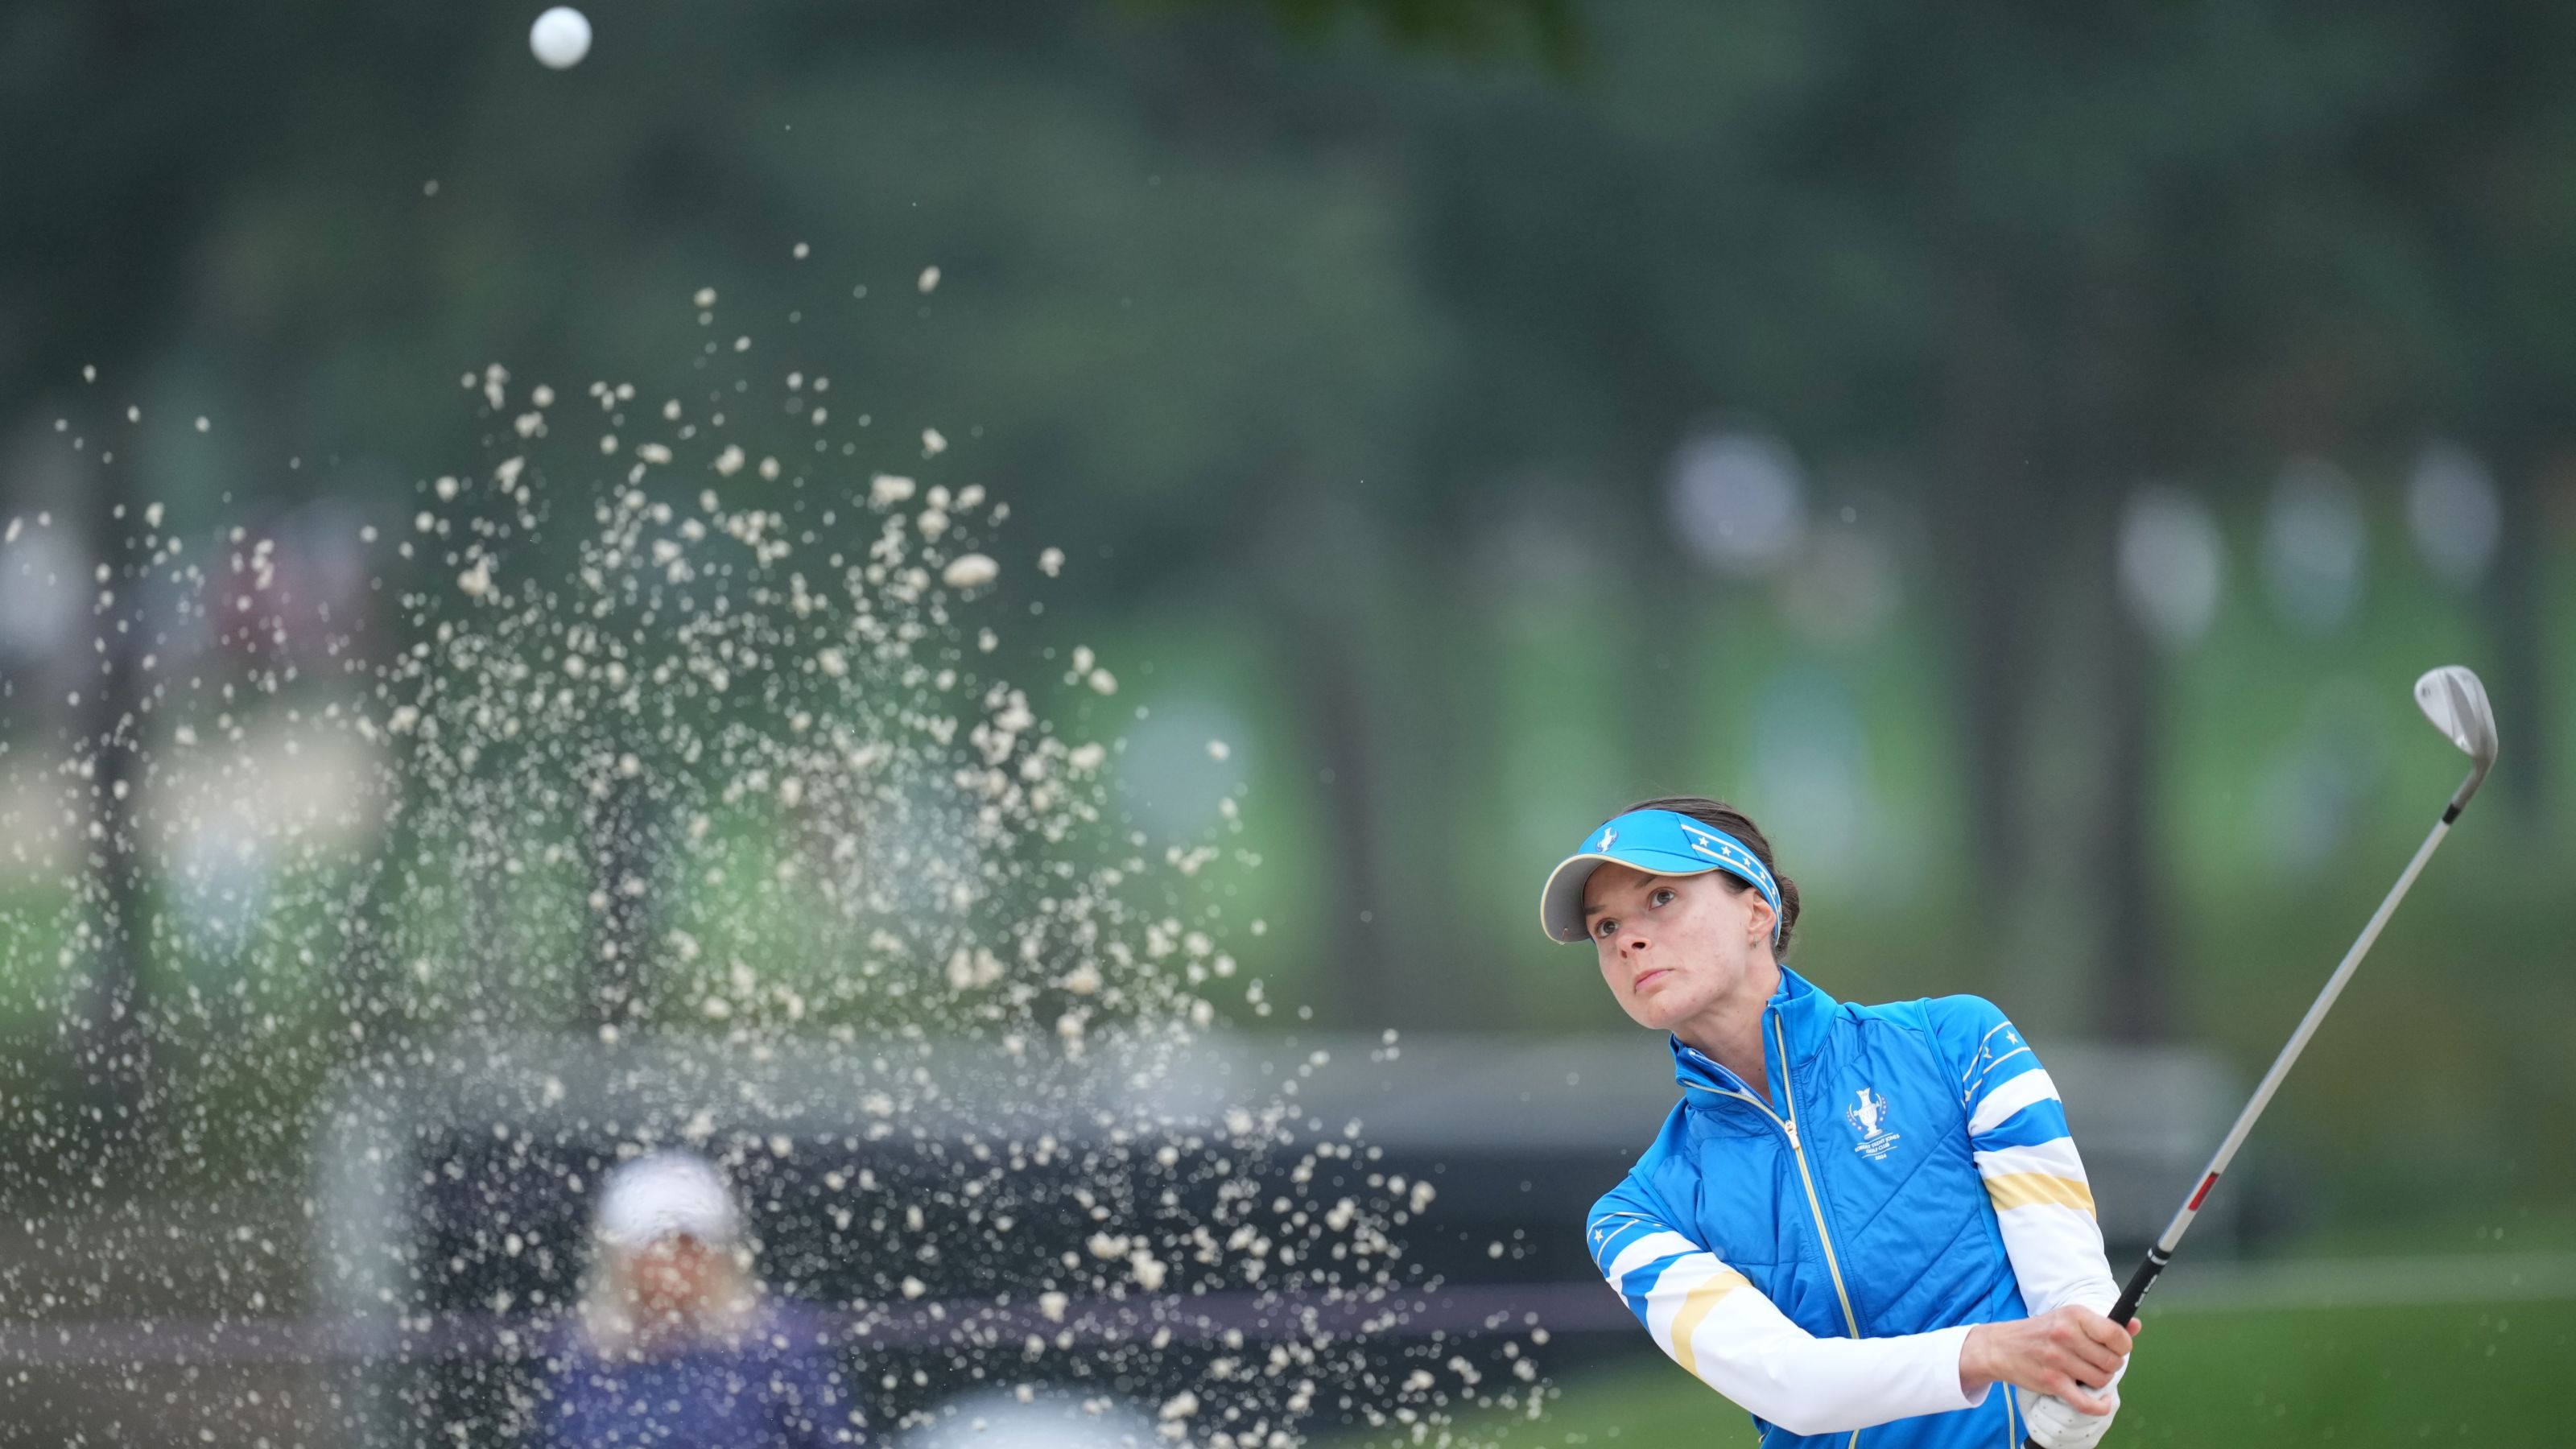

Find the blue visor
[[1539, 808, 1783, 944]]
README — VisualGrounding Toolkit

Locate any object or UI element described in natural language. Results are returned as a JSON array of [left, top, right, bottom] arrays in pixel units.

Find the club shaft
[[2140, 809, 2453, 1265], [2023, 780, 2470, 1447]]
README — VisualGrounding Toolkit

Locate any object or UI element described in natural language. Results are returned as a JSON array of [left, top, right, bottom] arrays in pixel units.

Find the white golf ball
[[530, 6, 592, 69]]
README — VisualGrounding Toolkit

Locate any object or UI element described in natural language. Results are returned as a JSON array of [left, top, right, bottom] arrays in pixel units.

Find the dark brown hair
[[1623, 795, 1802, 960]]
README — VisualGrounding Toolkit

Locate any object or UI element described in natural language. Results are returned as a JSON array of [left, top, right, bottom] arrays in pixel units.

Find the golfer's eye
[[1650, 887, 1677, 908], [1592, 917, 1617, 940]]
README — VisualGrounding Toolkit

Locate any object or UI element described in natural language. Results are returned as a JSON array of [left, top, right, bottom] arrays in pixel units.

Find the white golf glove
[[2017, 1361, 2125, 1449]]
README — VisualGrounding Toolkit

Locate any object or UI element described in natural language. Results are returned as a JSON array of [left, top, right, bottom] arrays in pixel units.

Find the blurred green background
[[4, 1, 2574, 1443]]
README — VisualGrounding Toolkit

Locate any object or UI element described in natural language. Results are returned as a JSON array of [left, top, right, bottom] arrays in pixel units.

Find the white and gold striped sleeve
[[1953, 1009, 2120, 1319], [1587, 1200, 1987, 1437]]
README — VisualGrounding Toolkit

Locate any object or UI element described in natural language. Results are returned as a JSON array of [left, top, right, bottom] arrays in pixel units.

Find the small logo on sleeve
[[1846, 1087, 1903, 1162]]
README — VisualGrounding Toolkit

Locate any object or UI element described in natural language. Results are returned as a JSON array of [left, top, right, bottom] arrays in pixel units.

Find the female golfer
[[1547, 799, 2136, 1447], [538, 1150, 851, 1447]]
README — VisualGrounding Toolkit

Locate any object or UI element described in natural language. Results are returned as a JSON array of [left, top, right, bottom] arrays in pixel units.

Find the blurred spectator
[[537, 1151, 855, 1447]]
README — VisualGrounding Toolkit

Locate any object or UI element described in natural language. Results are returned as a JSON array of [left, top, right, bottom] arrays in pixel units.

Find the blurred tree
[[1385, 1, 2566, 1035], [2, 0, 485, 1117], [1198, 0, 1580, 66], [2355, 0, 2576, 828], [1, 0, 2569, 1080]]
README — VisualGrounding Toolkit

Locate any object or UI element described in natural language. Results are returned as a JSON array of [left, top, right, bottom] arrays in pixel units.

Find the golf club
[[2025, 665, 2498, 1446]]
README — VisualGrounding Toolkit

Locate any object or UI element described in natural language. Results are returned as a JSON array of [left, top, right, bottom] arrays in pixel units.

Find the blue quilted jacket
[[1587, 966, 2113, 1447]]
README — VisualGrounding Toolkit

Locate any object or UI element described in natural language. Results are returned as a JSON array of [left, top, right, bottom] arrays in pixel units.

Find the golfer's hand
[[1959, 1307, 2136, 1416], [2018, 1379, 2124, 1449]]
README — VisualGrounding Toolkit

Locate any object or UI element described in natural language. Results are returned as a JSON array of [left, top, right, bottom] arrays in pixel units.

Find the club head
[[2413, 665, 2498, 804]]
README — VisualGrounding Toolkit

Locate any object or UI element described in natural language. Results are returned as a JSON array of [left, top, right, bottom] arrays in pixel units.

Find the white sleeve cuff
[[1925, 1323, 1988, 1410]]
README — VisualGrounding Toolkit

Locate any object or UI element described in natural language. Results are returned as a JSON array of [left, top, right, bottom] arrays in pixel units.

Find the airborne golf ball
[[530, 6, 592, 69]]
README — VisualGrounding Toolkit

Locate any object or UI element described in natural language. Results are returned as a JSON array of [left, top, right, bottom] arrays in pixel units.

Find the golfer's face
[[628, 1234, 722, 1325], [1583, 865, 1756, 1030]]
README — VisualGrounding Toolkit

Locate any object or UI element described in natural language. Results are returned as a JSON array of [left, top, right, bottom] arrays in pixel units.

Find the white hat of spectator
[[595, 1150, 742, 1250]]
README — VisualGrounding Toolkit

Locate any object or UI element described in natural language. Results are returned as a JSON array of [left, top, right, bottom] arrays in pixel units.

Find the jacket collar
[[1668, 964, 1836, 1101]]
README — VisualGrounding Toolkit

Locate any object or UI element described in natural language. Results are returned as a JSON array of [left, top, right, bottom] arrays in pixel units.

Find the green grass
[[1358, 1297, 2576, 1447], [2116, 1298, 2573, 1445]]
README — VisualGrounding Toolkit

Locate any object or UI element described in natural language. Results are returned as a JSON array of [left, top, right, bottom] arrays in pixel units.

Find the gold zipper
[[1772, 1013, 1863, 1341], [1674, 1026, 1864, 1341], [1681, 1023, 1868, 1449], [1769, 1015, 1866, 1449]]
